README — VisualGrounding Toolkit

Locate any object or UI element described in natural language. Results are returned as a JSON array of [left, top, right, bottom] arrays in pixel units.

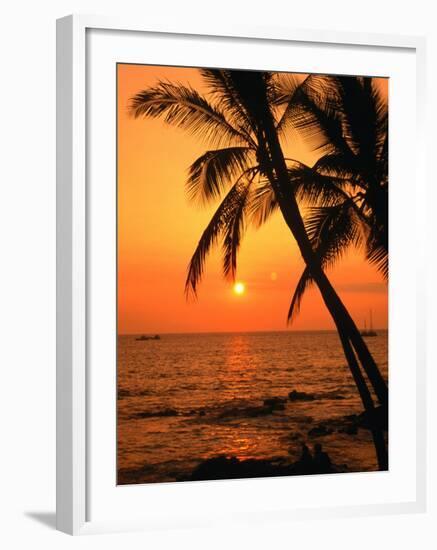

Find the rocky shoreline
[[117, 388, 388, 485]]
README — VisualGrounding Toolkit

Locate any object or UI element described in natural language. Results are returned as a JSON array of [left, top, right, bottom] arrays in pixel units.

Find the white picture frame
[[56, 14, 427, 535]]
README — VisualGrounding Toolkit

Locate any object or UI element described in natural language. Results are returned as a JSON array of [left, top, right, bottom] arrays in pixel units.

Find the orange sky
[[117, 64, 388, 334]]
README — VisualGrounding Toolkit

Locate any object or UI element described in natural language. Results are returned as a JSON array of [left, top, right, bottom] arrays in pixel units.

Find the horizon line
[[118, 328, 388, 336]]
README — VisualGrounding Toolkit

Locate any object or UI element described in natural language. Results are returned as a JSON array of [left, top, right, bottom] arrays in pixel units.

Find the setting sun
[[233, 282, 246, 296]]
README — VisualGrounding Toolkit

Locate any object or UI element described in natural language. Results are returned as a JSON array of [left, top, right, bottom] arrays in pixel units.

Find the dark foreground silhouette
[[179, 443, 336, 482]]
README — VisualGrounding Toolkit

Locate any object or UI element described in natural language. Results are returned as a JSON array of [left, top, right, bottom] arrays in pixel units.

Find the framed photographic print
[[56, 15, 427, 535]]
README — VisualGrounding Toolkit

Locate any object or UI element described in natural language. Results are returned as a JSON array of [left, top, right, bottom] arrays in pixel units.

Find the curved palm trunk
[[262, 123, 389, 468], [234, 73, 388, 467], [258, 111, 388, 408], [337, 331, 388, 469], [306, 263, 389, 407], [271, 183, 389, 469]]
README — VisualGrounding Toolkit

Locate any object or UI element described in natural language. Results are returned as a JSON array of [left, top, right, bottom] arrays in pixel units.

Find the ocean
[[117, 330, 388, 484]]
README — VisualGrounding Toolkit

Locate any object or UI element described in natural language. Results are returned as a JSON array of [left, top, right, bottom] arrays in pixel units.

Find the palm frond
[[366, 243, 388, 280], [376, 105, 388, 171], [287, 201, 365, 324], [248, 178, 278, 227], [269, 73, 302, 106], [287, 267, 312, 323], [130, 81, 247, 147], [186, 147, 252, 204], [312, 153, 358, 182], [331, 76, 383, 169], [275, 75, 309, 136], [185, 169, 256, 297], [288, 163, 351, 207], [291, 75, 355, 157], [365, 219, 388, 280], [224, 70, 271, 134], [306, 202, 364, 265], [376, 132, 388, 185], [222, 173, 255, 280], [199, 69, 258, 146]]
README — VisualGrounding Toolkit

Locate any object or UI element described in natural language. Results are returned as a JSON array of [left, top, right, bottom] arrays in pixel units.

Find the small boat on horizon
[[136, 334, 161, 341], [360, 310, 377, 337]]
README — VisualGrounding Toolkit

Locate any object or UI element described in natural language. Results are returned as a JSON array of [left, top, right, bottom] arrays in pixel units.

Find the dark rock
[[186, 451, 341, 481], [345, 424, 358, 435], [188, 456, 293, 481], [312, 443, 333, 474], [308, 425, 333, 437], [187, 408, 206, 417], [134, 408, 178, 419], [218, 405, 274, 419], [263, 397, 287, 408], [245, 405, 273, 417], [337, 424, 358, 435], [289, 390, 315, 402], [292, 415, 314, 424]]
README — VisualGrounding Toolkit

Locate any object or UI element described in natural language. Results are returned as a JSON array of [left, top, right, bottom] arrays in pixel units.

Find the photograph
[[116, 64, 389, 485]]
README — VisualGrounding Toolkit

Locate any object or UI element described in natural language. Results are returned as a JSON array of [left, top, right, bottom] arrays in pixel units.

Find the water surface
[[117, 330, 388, 483]]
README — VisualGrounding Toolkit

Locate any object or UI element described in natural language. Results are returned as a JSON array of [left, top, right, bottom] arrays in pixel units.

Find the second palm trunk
[[233, 71, 388, 468]]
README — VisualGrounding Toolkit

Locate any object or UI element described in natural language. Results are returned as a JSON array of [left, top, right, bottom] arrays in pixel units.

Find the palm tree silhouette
[[130, 69, 387, 469], [282, 75, 388, 321]]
